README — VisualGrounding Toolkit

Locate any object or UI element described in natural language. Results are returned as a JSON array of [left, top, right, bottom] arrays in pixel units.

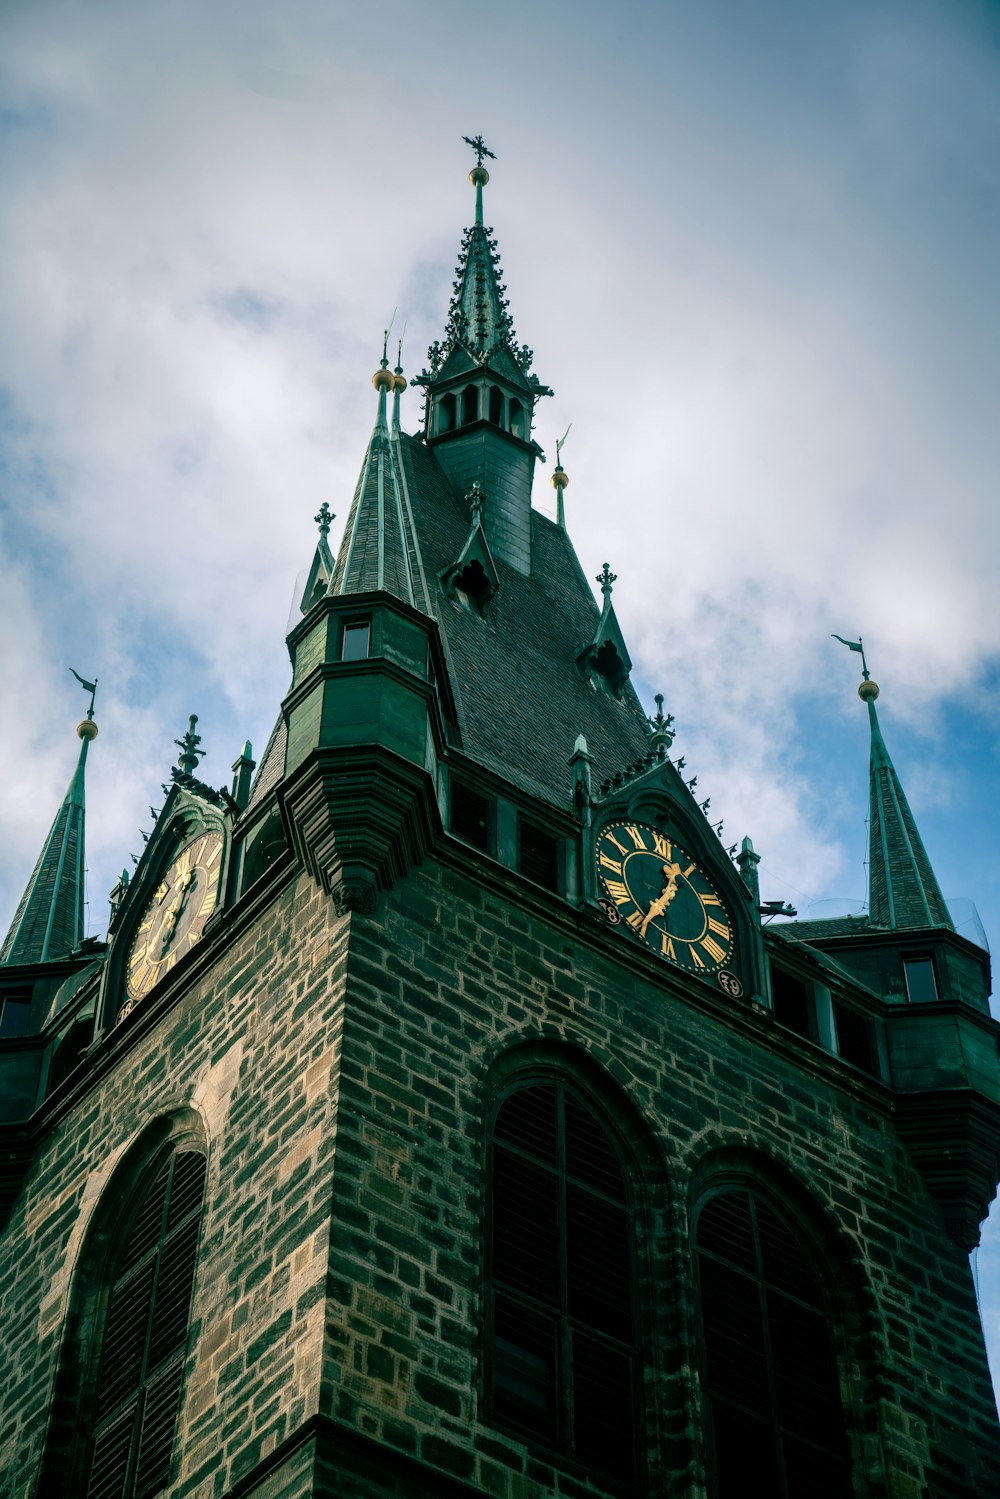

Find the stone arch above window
[[693, 1184, 852, 1498], [485, 1073, 640, 1482], [40, 1115, 207, 1499]]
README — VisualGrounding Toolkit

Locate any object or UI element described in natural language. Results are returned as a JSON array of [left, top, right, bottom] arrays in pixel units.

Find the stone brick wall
[[3, 845, 999, 1498]]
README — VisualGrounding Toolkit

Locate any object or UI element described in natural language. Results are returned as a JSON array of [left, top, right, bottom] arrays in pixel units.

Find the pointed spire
[[416, 139, 552, 396], [862, 678, 952, 929], [1, 705, 98, 966], [836, 647, 953, 931], [331, 337, 429, 609]]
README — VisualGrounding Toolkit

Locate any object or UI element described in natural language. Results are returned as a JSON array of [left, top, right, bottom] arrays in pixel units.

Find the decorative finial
[[463, 134, 495, 225], [463, 133, 496, 169], [314, 502, 334, 541], [596, 563, 617, 599], [832, 633, 879, 700], [69, 667, 98, 725], [373, 327, 394, 392], [392, 337, 406, 394], [551, 424, 570, 526], [174, 714, 205, 777], [466, 482, 486, 526], [648, 692, 675, 754]]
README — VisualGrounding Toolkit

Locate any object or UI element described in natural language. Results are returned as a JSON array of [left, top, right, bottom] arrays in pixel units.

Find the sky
[[2, 0, 1000, 1388]]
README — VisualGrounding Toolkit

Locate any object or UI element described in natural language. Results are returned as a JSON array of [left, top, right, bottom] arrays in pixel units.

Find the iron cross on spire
[[462, 135, 497, 168]]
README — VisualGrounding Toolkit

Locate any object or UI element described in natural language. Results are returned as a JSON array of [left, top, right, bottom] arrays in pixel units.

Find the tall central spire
[[1, 709, 98, 966], [413, 139, 553, 575]]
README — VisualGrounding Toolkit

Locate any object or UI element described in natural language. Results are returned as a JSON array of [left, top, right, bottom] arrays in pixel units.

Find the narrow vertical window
[[85, 1149, 206, 1497], [903, 956, 937, 1003], [695, 1188, 850, 1499], [341, 621, 370, 661], [487, 1080, 637, 1479]]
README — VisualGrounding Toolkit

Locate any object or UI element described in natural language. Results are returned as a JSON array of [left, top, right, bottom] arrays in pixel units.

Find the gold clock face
[[596, 820, 735, 974], [125, 831, 223, 1003]]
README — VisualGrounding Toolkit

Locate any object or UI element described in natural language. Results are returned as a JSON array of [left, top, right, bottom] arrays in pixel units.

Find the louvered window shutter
[[696, 1189, 851, 1499], [85, 1149, 206, 1499], [487, 1081, 637, 1480]]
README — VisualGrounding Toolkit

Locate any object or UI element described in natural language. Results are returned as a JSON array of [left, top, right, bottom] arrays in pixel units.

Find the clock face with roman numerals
[[123, 831, 223, 1009], [596, 820, 735, 975]]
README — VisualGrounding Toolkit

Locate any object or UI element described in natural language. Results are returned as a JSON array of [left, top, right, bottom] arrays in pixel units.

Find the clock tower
[[1, 145, 999, 1499]]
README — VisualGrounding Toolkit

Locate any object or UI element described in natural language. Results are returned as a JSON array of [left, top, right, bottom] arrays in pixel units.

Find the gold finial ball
[[858, 679, 880, 702], [551, 467, 569, 491], [469, 165, 490, 188], [77, 718, 99, 741], [392, 372, 407, 394], [372, 367, 395, 393]]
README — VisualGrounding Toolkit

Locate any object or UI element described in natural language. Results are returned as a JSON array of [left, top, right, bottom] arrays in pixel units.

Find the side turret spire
[[1, 683, 98, 966], [835, 637, 952, 930], [331, 339, 428, 609]]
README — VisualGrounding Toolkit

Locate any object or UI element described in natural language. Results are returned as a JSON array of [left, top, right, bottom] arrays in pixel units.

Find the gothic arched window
[[486, 1078, 638, 1480], [82, 1145, 207, 1497], [695, 1187, 850, 1499]]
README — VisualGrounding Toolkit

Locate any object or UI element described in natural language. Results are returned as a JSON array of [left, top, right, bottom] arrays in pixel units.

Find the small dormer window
[[594, 640, 628, 695], [510, 398, 526, 439], [454, 559, 492, 614], [461, 384, 479, 426], [342, 621, 370, 661], [488, 385, 504, 426]]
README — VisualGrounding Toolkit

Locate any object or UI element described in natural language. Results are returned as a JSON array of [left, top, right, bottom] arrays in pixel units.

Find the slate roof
[[395, 434, 652, 806], [773, 915, 871, 943], [246, 424, 655, 817], [1, 729, 90, 965]]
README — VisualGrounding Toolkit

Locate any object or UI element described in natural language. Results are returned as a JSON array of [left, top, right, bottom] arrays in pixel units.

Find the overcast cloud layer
[[2, 0, 1000, 1387]]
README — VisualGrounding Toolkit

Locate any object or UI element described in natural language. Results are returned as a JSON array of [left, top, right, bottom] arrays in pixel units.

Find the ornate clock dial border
[[596, 819, 736, 976]]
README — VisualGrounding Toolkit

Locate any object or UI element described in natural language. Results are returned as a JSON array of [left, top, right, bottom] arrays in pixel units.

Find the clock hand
[[639, 861, 683, 938], [158, 870, 196, 956]]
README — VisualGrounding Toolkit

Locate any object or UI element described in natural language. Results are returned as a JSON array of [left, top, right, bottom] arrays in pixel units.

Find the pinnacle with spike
[[597, 563, 617, 598], [174, 715, 205, 778]]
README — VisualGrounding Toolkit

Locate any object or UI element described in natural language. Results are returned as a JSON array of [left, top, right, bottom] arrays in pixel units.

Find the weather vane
[[832, 633, 871, 680], [555, 424, 572, 468], [462, 135, 496, 168]]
